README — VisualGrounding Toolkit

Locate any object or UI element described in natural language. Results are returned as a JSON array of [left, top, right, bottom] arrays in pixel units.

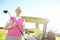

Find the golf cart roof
[[22, 16, 48, 24]]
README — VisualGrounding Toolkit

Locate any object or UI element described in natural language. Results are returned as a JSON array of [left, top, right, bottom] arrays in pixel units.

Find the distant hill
[[0, 27, 4, 29], [55, 33, 60, 37]]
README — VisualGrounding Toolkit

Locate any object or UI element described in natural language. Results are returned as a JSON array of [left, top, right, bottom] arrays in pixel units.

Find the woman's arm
[[4, 23, 9, 30], [4, 17, 17, 30], [4, 18, 10, 30], [4, 22, 16, 30]]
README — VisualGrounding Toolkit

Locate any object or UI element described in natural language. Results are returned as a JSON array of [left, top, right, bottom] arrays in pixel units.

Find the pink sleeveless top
[[7, 17, 24, 36]]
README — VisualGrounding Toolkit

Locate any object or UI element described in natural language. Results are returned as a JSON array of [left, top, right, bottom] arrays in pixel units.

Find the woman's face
[[15, 7, 22, 15]]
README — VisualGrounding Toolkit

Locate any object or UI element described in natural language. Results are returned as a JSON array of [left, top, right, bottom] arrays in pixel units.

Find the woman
[[4, 7, 25, 40]]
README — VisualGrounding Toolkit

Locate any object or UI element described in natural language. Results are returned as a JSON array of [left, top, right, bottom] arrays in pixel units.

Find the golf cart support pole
[[41, 23, 47, 40]]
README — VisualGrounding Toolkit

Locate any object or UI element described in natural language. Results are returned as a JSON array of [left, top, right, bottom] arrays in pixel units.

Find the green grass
[[0, 29, 60, 40], [56, 37, 60, 40], [0, 29, 7, 40]]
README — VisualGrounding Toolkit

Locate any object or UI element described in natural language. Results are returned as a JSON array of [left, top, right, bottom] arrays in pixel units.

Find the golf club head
[[3, 10, 8, 14]]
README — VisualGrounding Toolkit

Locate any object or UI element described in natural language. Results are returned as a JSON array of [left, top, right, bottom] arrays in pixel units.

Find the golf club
[[3, 10, 23, 35]]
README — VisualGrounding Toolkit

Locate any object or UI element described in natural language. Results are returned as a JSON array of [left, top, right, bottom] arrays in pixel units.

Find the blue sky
[[0, 0, 60, 33]]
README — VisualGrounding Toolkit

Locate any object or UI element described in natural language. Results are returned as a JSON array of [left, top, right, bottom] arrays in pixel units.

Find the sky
[[0, 0, 60, 33]]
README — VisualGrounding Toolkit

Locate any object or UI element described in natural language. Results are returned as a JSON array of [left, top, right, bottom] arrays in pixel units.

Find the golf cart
[[22, 16, 48, 40]]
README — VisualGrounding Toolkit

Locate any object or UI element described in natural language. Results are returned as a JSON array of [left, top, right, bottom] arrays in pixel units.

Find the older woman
[[4, 7, 25, 40]]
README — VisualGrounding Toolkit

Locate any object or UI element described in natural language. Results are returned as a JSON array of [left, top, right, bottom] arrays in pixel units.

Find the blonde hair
[[16, 6, 22, 12]]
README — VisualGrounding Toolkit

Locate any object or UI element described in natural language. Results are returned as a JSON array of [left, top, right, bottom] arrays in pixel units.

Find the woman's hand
[[11, 22, 16, 27], [8, 22, 17, 29]]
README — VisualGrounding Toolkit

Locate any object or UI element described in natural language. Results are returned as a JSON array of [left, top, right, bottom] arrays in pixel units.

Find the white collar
[[15, 15, 21, 20]]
